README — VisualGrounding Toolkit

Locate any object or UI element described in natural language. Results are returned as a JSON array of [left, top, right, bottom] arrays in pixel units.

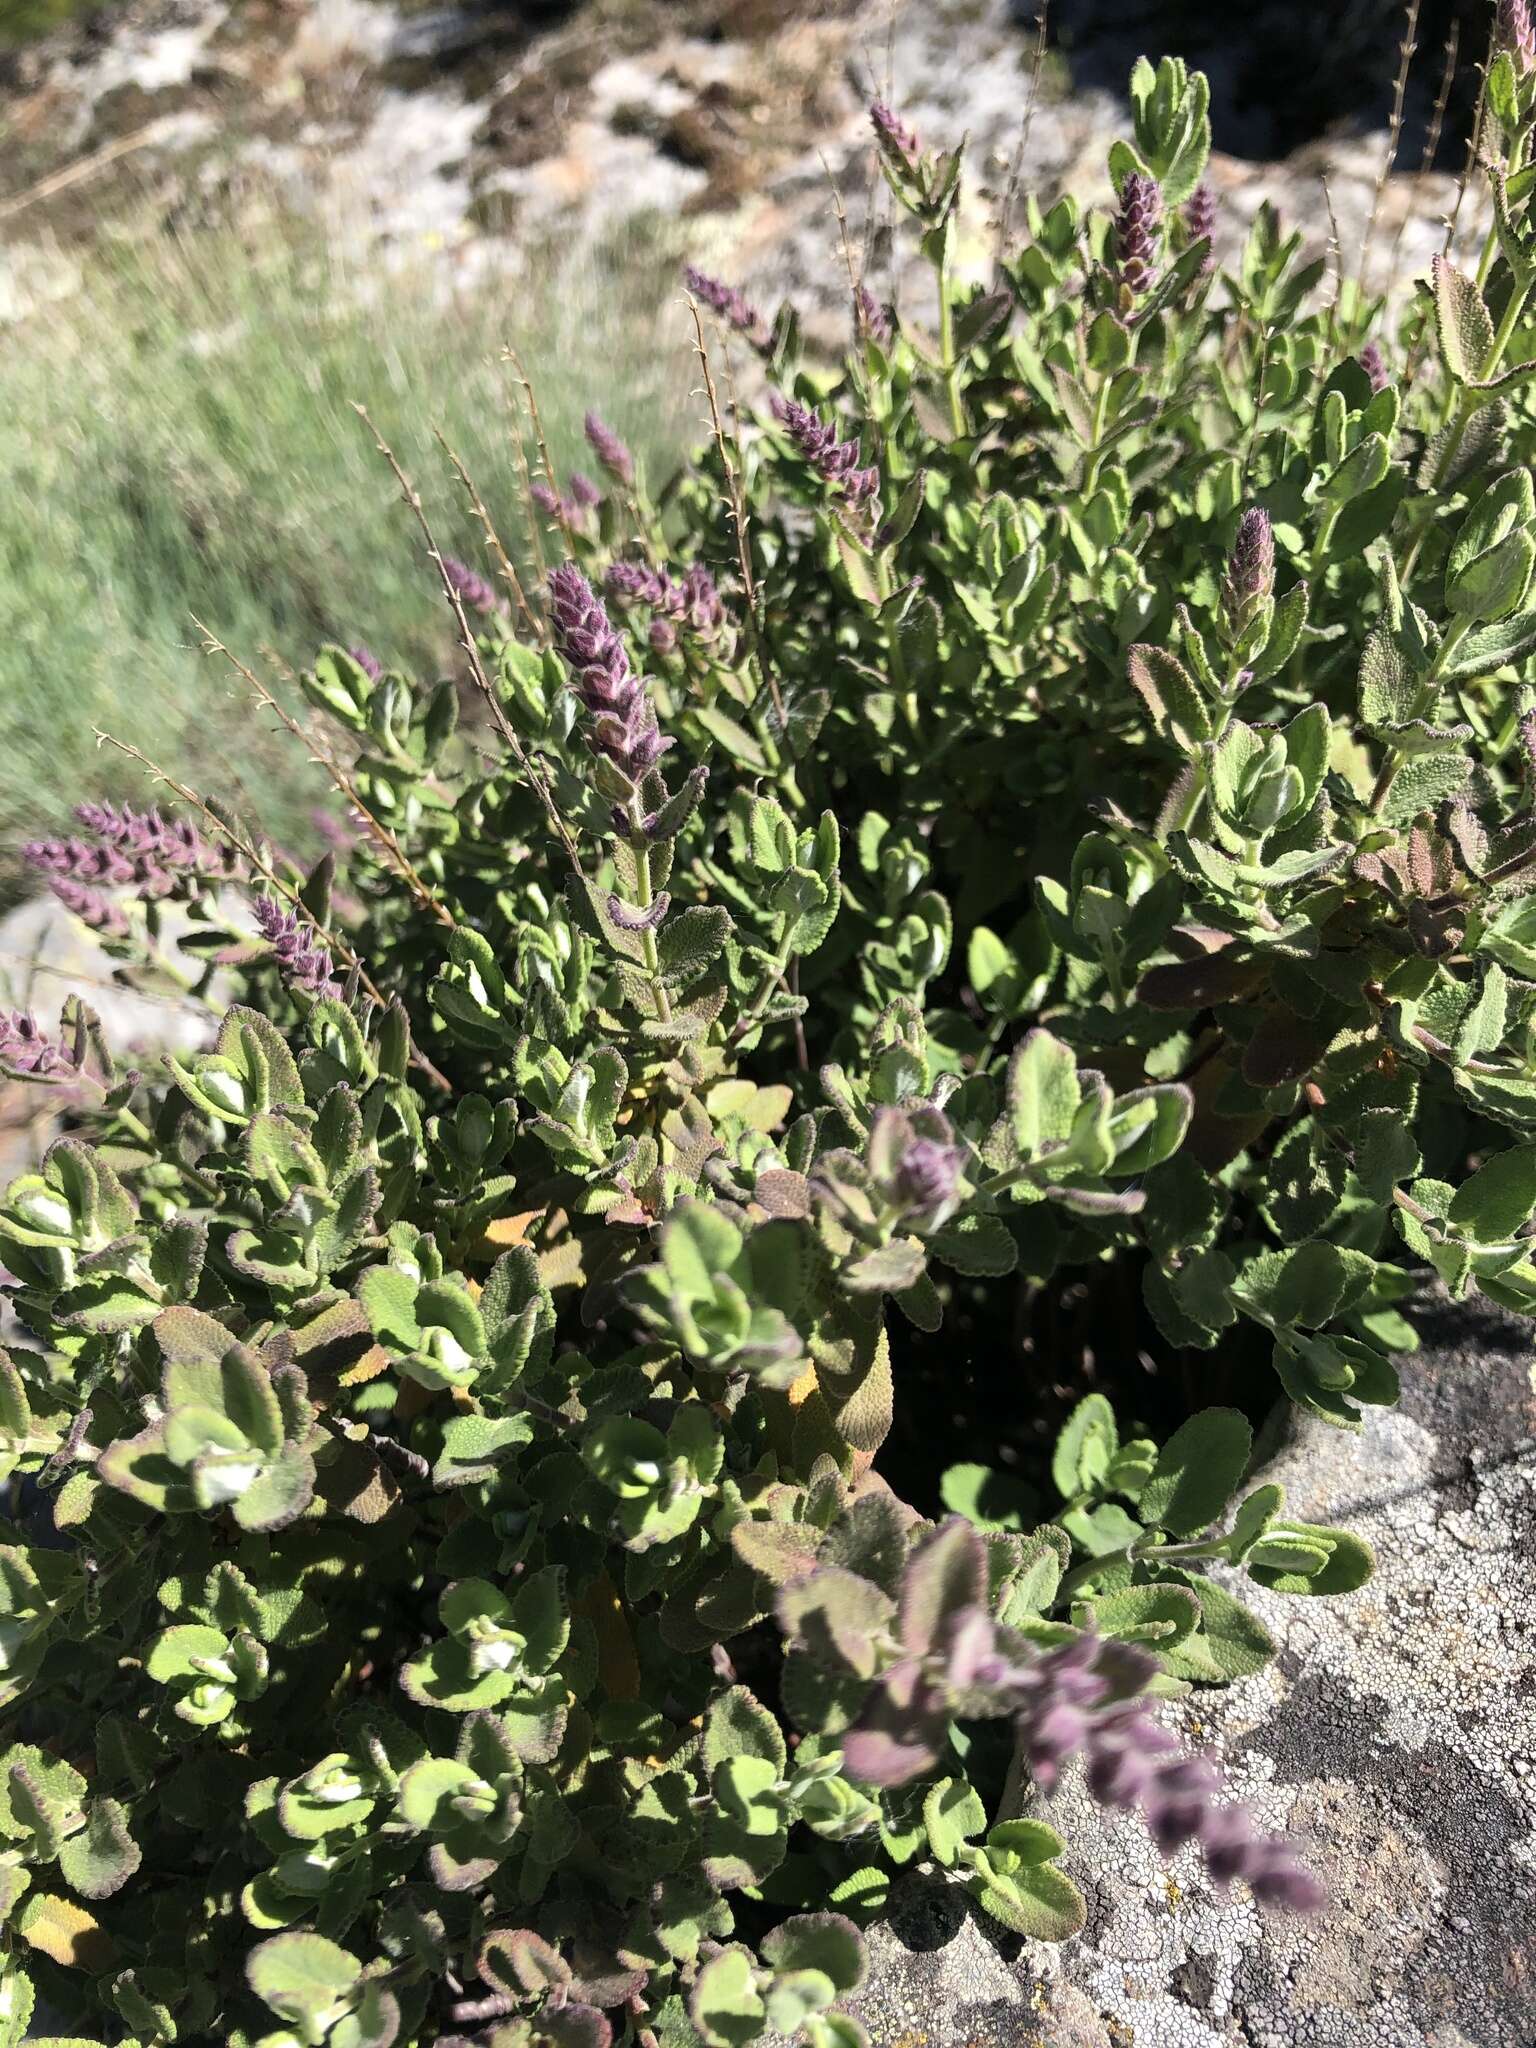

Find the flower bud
[[1221, 507, 1275, 636], [1115, 172, 1162, 298]]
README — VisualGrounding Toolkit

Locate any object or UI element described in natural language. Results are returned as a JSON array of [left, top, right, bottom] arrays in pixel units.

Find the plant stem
[[872, 546, 916, 730], [937, 251, 966, 440], [626, 814, 673, 1025]]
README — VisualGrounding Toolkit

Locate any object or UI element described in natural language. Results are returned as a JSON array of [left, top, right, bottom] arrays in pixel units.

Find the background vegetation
[[0, 203, 689, 890]]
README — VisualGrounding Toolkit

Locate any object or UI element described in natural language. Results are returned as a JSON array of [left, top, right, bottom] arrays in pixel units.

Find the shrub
[[8, 34, 1536, 2045]]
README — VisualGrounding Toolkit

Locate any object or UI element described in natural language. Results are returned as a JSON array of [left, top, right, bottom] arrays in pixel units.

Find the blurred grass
[[0, 202, 692, 891], [0, 0, 120, 48]]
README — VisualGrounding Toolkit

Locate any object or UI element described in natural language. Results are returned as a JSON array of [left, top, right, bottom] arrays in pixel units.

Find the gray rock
[[841, 1296, 1536, 2047], [0, 891, 221, 1187]]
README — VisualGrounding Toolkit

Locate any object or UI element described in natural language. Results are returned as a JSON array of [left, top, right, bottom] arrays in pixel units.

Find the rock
[[0, 891, 220, 1184], [839, 1294, 1536, 2048], [0, 0, 1481, 341], [839, 1875, 1113, 2046]]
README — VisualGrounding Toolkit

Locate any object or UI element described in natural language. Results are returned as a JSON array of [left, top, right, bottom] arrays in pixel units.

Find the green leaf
[[921, 1777, 986, 1865], [939, 1463, 1037, 1533], [1008, 1030, 1081, 1159], [1077, 1581, 1200, 1648], [656, 905, 732, 985], [1447, 1143, 1536, 1242], [56, 1801, 140, 1903], [1432, 256, 1494, 382], [1052, 1393, 1117, 1498], [1248, 1524, 1375, 1596], [761, 1913, 866, 1996], [704, 1686, 787, 1775], [1162, 1576, 1276, 1681], [1126, 645, 1210, 749], [691, 1947, 766, 2048], [247, 1932, 361, 2044], [1136, 1408, 1252, 1535], [967, 1851, 1085, 1941]]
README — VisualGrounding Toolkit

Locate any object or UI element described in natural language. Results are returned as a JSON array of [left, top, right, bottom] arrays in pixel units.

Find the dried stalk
[[504, 339, 576, 554], [995, 0, 1051, 270], [435, 429, 541, 642], [353, 404, 584, 873], [1389, 20, 1460, 297], [194, 619, 455, 931], [685, 295, 786, 726], [1355, 0, 1422, 306]]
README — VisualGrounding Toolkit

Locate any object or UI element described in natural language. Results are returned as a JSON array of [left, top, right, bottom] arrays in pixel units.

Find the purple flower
[[252, 896, 337, 998], [870, 100, 920, 164], [856, 285, 894, 346], [1501, 0, 1536, 72], [683, 264, 769, 349], [584, 411, 635, 487], [607, 560, 681, 613], [533, 474, 601, 525], [548, 563, 672, 791], [1115, 172, 1162, 298], [26, 803, 233, 913], [0, 1010, 80, 1080], [895, 1133, 964, 1228], [349, 645, 383, 681], [681, 563, 724, 637], [72, 804, 216, 874], [826, 1521, 1324, 1915], [609, 559, 724, 643], [1020, 1632, 1321, 1907], [441, 555, 504, 617], [1222, 506, 1275, 631], [771, 394, 879, 511], [49, 877, 128, 937], [1183, 182, 1217, 276], [1358, 340, 1389, 393]]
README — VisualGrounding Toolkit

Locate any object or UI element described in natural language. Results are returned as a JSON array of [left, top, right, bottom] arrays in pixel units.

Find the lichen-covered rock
[[841, 1297, 1536, 2047]]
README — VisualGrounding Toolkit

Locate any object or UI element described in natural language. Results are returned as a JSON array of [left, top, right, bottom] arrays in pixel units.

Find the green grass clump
[[0, 206, 690, 884], [0, 0, 111, 49]]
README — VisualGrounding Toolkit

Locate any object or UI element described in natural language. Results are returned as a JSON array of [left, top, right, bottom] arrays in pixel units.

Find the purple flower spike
[[584, 411, 634, 487], [28, 802, 235, 915], [548, 562, 672, 792], [1115, 171, 1162, 298], [1501, 0, 1536, 73], [253, 896, 337, 998], [683, 264, 769, 349], [568, 471, 601, 511], [1358, 340, 1389, 394], [607, 560, 679, 612], [681, 563, 725, 637], [771, 394, 879, 512], [1222, 507, 1275, 632], [856, 284, 894, 346], [870, 100, 920, 164], [950, 1616, 1322, 1910], [1183, 182, 1217, 276], [0, 1010, 80, 1080], [895, 1133, 964, 1229], [349, 645, 383, 681], [49, 878, 128, 937], [529, 483, 563, 519], [441, 555, 504, 617]]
